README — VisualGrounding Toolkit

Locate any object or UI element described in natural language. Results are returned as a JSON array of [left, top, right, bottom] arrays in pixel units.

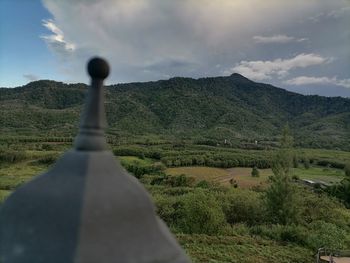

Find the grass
[[294, 166, 345, 184], [177, 234, 314, 263], [166, 167, 230, 183], [0, 190, 11, 202], [300, 148, 350, 164], [0, 161, 48, 190]]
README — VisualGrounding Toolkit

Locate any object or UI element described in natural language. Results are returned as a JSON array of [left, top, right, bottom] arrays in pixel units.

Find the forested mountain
[[1, 74, 349, 150]]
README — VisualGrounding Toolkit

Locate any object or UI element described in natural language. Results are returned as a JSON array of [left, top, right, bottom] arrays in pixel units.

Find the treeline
[[0, 137, 73, 143], [161, 154, 270, 169]]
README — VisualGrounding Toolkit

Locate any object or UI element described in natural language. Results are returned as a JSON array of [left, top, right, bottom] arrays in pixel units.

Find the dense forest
[[1, 74, 349, 150]]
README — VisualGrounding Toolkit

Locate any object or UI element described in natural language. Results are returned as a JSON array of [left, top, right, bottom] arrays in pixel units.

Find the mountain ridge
[[1, 74, 349, 150]]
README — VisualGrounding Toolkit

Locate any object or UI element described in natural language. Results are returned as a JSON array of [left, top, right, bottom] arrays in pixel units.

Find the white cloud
[[41, 19, 76, 55], [284, 76, 350, 89], [41, 0, 331, 82], [253, 35, 307, 44], [228, 53, 331, 81]]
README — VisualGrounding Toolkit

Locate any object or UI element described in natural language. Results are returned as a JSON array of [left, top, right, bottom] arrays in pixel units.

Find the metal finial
[[88, 57, 110, 79], [74, 57, 110, 151]]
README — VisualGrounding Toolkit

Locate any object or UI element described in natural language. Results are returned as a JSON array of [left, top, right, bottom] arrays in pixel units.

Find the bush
[[196, 180, 211, 188], [250, 224, 307, 246], [251, 166, 259, 177], [306, 221, 348, 250], [34, 154, 58, 165], [303, 157, 310, 169], [166, 174, 195, 187], [41, 143, 54, 151], [153, 194, 183, 227], [0, 150, 28, 163], [345, 163, 350, 177], [221, 189, 266, 226], [177, 190, 227, 235]]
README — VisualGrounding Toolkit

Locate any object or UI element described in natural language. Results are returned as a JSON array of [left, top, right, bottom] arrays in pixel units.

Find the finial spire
[[74, 57, 110, 151]]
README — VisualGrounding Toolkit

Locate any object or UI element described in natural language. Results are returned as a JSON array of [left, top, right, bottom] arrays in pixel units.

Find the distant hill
[[1, 74, 349, 150]]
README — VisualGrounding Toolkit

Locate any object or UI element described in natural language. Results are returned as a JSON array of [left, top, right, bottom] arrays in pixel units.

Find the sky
[[0, 0, 349, 97]]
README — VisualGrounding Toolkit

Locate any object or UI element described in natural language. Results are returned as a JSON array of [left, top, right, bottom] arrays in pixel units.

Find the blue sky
[[0, 0, 60, 87], [1, 0, 350, 97]]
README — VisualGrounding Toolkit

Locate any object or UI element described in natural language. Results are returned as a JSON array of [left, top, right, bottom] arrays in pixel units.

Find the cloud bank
[[229, 54, 330, 81], [253, 35, 307, 44], [285, 76, 350, 89], [40, 0, 350, 97]]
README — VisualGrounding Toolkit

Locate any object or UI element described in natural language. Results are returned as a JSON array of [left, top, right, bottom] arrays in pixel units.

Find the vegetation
[[1, 76, 350, 150], [1, 76, 350, 262], [251, 166, 259, 177], [345, 163, 350, 177], [1, 139, 350, 262], [265, 126, 297, 225]]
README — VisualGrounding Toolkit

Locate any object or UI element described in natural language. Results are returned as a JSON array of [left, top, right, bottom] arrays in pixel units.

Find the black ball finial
[[87, 57, 110, 79]]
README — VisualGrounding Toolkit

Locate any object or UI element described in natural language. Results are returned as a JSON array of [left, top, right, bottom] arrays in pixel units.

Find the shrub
[[306, 221, 348, 250], [222, 189, 266, 226], [196, 180, 211, 188], [249, 224, 307, 246], [41, 143, 54, 151], [0, 150, 28, 163], [34, 154, 58, 165], [177, 190, 227, 235], [303, 157, 310, 169], [345, 163, 350, 177], [166, 174, 195, 187], [251, 166, 259, 177], [153, 194, 183, 227]]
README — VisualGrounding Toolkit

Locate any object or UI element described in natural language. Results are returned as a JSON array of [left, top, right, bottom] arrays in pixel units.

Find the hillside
[[1, 74, 349, 150]]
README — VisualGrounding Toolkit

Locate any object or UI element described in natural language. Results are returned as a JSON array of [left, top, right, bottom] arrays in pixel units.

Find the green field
[[0, 144, 349, 262], [166, 165, 346, 189]]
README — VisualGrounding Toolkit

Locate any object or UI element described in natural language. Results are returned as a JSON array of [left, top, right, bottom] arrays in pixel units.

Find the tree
[[345, 163, 350, 177], [303, 157, 310, 169], [251, 166, 260, 177], [265, 125, 297, 225]]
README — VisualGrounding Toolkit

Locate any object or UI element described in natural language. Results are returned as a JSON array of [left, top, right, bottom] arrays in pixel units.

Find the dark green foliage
[[326, 178, 350, 208], [251, 166, 259, 177], [305, 221, 348, 250], [345, 163, 350, 177], [1, 76, 350, 150], [293, 155, 299, 168], [151, 174, 195, 187], [177, 190, 227, 235], [221, 189, 266, 226], [316, 160, 345, 169], [0, 150, 29, 163], [303, 157, 310, 169], [265, 126, 298, 225], [250, 224, 307, 245], [165, 174, 195, 187], [195, 180, 211, 188], [33, 154, 59, 165], [41, 143, 54, 151]]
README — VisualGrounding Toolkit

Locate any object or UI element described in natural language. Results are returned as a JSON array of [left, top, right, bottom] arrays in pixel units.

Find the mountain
[[1, 75, 349, 150]]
